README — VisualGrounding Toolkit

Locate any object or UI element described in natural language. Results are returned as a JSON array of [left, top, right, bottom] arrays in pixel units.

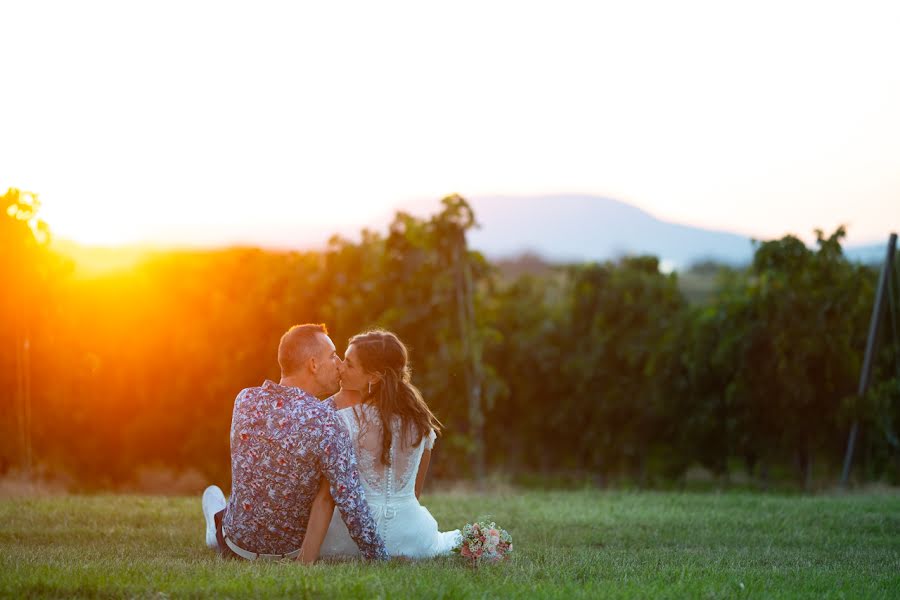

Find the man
[[202, 323, 388, 562]]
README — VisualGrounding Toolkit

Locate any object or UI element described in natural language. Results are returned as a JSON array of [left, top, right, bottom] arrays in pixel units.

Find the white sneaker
[[202, 485, 227, 550]]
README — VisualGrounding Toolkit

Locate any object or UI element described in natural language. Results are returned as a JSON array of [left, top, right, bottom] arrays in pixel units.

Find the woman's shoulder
[[336, 402, 378, 426]]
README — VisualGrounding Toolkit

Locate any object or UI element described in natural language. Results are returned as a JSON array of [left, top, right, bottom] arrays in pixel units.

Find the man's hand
[[296, 476, 335, 564]]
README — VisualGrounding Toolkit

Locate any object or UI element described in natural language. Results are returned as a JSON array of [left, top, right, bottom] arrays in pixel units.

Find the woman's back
[[321, 404, 458, 558], [337, 404, 434, 499]]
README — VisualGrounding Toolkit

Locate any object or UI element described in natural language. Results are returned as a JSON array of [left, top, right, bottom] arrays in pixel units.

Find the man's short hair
[[278, 323, 328, 376]]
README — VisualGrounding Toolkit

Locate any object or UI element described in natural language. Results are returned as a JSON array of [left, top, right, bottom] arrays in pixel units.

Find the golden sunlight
[[52, 238, 154, 277], [48, 211, 141, 246]]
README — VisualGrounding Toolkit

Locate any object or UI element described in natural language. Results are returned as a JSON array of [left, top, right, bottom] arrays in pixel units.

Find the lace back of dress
[[348, 405, 425, 497]]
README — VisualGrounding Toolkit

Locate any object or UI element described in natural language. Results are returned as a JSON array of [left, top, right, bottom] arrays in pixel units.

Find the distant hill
[[50, 195, 891, 274], [843, 242, 893, 265], [454, 195, 755, 269], [398, 195, 887, 270]]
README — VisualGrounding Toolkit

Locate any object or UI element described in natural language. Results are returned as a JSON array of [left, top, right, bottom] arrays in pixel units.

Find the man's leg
[[214, 509, 239, 559]]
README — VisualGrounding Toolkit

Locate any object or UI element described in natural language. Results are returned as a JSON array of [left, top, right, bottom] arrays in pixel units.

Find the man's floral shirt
[[222, 380, 388, 559]]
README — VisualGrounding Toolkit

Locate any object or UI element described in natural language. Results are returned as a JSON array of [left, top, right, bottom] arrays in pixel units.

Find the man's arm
[[296, 476, 334, 563], [317, 409, 389, 560]]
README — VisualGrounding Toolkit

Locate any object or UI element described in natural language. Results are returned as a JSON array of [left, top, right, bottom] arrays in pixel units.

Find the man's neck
[[279, 374, 316, 398]]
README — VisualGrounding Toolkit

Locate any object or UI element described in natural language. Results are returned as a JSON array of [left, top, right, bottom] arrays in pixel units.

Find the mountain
[[397, 195, 888, 270], [50, 195, 890, 274], [843, 242, 894, 265], [452, 195, 755, 269]]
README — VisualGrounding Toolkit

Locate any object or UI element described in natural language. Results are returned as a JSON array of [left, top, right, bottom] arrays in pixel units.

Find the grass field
[[1, 489, 898, 598]]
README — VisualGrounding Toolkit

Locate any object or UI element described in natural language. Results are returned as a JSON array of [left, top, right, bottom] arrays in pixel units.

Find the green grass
[[1, 490, 899, 598]]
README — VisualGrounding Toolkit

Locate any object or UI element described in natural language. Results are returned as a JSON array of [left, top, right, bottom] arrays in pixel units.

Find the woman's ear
[[365, 373, 382, 396]]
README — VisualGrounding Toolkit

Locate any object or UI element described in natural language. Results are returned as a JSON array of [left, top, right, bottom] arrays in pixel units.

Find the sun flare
[[52, 218, 137, 247], [35, 195, 152, 247]]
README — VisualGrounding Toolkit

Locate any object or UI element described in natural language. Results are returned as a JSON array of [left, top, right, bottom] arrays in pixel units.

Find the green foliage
[[1, 187, 898, 488], [483, 228, 897, 486], [562, 257, 686, 480], [721, 229, 875, 485]]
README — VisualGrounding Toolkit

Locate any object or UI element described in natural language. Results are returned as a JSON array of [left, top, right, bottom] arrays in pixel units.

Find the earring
[[368, 381, 373, 395]]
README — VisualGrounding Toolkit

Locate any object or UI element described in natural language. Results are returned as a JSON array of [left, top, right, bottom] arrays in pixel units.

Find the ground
[[1, 489, 898, 598]]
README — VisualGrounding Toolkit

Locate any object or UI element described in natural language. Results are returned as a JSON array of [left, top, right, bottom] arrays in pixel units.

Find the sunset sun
[[48, 212, 139, 246]]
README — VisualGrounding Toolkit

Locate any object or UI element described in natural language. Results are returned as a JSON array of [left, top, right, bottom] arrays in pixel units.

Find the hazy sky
[[2, 0, 899, 247]]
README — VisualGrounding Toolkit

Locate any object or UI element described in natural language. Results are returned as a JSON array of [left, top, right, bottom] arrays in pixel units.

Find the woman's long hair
[[349, 330, 442, 466]]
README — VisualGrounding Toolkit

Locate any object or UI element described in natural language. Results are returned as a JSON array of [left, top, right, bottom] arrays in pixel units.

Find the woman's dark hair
[[348, 330, 442, 466]]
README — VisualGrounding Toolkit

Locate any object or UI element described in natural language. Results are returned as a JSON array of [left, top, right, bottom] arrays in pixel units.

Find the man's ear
[[308, 356, 318, 374]]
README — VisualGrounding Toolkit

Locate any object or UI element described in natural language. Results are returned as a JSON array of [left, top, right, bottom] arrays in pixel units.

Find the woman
[[318, 330, 461, 559]]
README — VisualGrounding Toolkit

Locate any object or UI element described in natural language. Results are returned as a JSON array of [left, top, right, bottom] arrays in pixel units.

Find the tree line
[[2, 188, 898, 490]]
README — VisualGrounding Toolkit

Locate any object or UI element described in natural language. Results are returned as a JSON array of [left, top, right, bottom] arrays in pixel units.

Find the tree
[[0, 188, 53, 477], [688, 228, 875, 488]]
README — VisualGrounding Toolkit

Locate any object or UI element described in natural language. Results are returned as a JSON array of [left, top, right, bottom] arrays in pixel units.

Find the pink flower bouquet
[[453, 520, 513, 567]]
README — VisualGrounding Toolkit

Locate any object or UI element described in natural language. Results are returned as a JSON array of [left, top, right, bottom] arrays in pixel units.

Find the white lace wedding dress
[[320, 404, 461, 558]]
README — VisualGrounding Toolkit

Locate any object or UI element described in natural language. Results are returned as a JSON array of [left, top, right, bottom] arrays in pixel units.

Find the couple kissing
[[201, 324, 461, 562]]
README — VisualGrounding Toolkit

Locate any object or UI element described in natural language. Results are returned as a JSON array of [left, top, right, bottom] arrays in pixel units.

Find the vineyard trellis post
[[841, 232, 897, 486]]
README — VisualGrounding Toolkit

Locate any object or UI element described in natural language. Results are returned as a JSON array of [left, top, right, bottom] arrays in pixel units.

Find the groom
[[202, 323, 388, 562]]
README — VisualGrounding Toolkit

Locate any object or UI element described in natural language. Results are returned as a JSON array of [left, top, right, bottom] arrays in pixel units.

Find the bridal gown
[[320, 404, 461, 558]]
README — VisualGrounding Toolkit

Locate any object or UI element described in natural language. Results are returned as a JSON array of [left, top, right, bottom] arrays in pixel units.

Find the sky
[[2, 0, 899, 249]]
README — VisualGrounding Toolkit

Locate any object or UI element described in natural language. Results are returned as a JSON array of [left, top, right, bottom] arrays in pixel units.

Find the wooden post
[[14, 326, 32, 480], [23, 330, 33, 479], [464, 251, 485, 488], [841, 233, 897, 486], [453, 226, 484, 488]]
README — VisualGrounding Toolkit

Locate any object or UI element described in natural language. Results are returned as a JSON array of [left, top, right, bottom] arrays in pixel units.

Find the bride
[[317, 329, 460, 559]]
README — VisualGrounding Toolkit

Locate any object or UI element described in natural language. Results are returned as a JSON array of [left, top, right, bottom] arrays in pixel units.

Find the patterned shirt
[[222, 380, 388, 560]]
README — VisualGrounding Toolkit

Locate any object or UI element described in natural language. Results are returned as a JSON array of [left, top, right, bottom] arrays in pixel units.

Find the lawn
[[1, 489, 898, 598]]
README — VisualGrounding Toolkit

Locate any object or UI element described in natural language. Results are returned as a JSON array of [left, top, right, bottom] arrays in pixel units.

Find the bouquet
[[453, 520, 513, 566]]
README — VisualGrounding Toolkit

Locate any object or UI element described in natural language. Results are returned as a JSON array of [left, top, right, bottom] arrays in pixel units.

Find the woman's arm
[[296, 476, 335, 563], [415, 448, 431, 500]]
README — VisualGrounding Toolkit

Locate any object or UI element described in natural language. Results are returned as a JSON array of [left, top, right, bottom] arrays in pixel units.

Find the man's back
[[222, 380, 385, 559]]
